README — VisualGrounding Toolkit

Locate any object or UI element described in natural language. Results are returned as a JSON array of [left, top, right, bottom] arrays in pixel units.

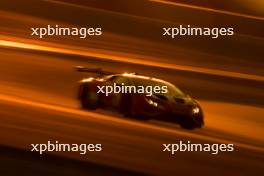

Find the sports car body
[[76, 66, 204, 129]]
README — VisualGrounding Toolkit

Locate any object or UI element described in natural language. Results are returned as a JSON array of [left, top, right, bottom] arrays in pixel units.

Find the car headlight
[[192, 107, 200, 114], [146, 98, 158, 107]]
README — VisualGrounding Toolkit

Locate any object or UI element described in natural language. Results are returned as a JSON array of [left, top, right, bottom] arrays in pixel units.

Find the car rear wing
[[74, 66, 115, 75]]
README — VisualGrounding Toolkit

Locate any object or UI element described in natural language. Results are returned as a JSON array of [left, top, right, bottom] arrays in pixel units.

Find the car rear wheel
[[80, 86, 99, 110]]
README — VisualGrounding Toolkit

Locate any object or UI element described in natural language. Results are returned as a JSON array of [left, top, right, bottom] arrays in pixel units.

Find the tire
[[80, 85, 99, 110], [179, 117, 197, 129]]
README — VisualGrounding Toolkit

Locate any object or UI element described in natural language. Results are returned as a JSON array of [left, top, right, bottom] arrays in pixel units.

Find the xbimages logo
[[31, 141, 102, 155], [31, 24, 102, 38], [163, 25, 234, 39], [163, 141, 234, 155], [97, 83, 168, 96]]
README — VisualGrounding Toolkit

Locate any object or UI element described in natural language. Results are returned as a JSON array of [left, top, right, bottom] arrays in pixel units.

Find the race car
[[76, 66, 204, 129]]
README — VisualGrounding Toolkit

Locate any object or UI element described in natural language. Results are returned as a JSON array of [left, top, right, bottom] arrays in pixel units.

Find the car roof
[[113, 73, 171, 85]]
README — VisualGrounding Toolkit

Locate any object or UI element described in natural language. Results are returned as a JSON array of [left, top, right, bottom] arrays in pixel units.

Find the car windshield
[[131, 77, 185, 97], [163, 81, 185, 97]]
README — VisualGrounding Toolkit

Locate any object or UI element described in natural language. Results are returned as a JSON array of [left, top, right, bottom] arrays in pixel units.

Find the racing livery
[[76, 66, 204, 129]]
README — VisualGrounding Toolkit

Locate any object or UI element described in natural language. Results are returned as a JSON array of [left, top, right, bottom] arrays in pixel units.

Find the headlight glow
[[146, 99, 158, 107], [192, 107, 200, 114]]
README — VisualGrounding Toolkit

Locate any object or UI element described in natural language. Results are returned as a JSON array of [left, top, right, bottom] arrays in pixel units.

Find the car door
[[102, 76, 129, 109]]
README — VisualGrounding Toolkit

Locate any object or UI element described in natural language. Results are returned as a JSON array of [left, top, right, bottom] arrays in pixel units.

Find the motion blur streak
[[0, 93, 262, 153], [149, 0, 264, 20], [0, 38, 263, 82], [0, 0, 263, 175]]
